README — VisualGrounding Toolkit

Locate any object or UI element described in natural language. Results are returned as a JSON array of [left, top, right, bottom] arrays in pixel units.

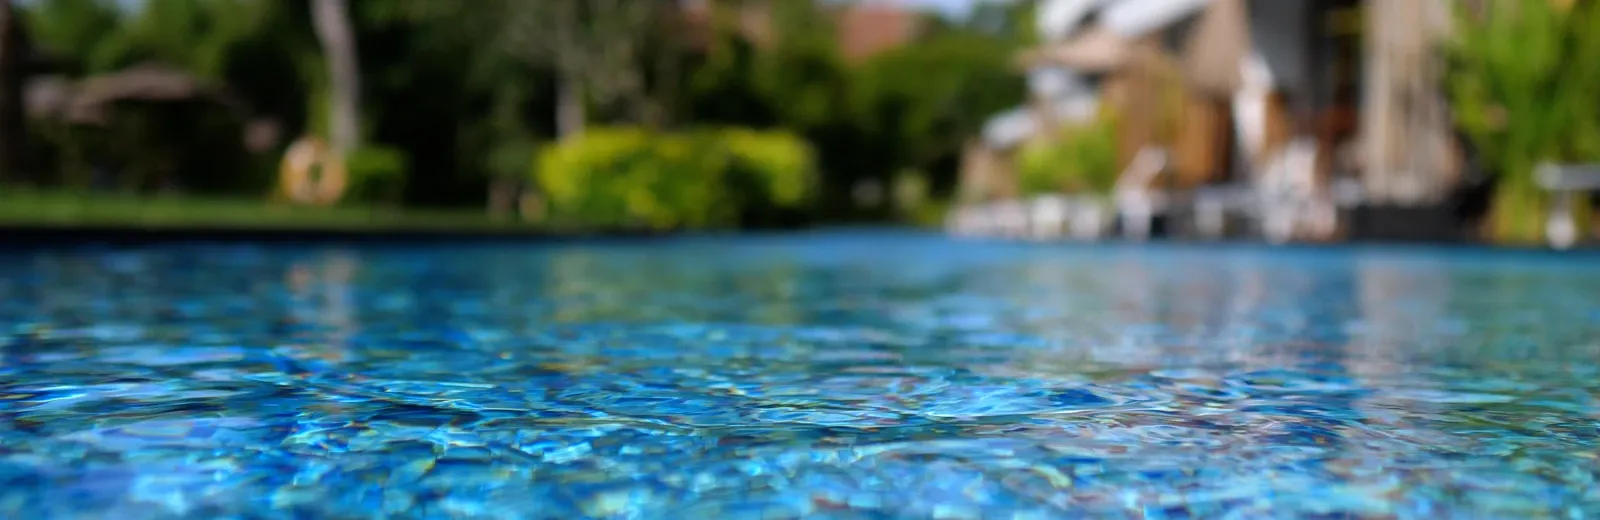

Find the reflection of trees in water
[[734, 262, 803, 326], [1342, 253, 1600, 373], [1098, 256, 1167, 368], [1395, 261, 1600, 367], [1018, 251, 1380, 373], [1346, 256, 1600, 452], [545, 249, 628, 323], [958, 252, 1311, 370], [1221, 263, 1270, 368], [284, 250, 358, 362], [1109, 257, 1156, 325], [1003, 257, 1101, 335], [541, 247, 803, 325], [544, 248, 689, 323], [1350, 255, 1449, 377], [1218, 262, 1360, 372], [950, 255, 1129, 368], [976, 252, 1290, 370]]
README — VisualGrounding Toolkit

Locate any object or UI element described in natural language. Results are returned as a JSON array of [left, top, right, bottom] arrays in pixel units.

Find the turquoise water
[[1, 232, 1597, 519]]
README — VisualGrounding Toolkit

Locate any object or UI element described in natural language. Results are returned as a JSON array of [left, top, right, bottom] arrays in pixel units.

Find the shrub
[[1016, 110, 1122, 196], [720, 128, 814, 208], [1448, 0, 1600, 243], [487, 137, 536, 181], [343, 145, 409, 205], [533, 127, 815, 230]]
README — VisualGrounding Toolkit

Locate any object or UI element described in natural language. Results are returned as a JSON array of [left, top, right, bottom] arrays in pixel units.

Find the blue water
[[1, 232, 1597, 519]]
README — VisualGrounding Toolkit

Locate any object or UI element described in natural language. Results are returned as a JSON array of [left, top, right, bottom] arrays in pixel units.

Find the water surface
[[2, 232, 1598, 518]]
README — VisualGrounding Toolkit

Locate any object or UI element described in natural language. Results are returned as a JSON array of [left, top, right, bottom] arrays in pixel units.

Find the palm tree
[[310, 0, 360, 154]]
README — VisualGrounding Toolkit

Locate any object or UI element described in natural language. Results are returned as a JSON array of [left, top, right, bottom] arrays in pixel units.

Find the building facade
[[966, 0, 1461, 237]]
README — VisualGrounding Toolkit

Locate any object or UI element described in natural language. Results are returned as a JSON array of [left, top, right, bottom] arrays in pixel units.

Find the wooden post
[[1172, 95, 1232, 188]]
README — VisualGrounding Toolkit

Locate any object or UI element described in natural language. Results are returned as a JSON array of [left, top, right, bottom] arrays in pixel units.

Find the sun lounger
[[1536, 162, 1600, 249]]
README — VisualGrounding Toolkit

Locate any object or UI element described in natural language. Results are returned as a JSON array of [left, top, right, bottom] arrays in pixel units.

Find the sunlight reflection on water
[[1, 233, 1597, 518]]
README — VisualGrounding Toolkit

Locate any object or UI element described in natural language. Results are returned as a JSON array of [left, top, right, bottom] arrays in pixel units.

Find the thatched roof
[[22, 75, 72, 120], [1016, 26, 1132, 72], [23, 63, 240, 125], [1180, 0, 1250, 97], [1020, 0, 1233, 76]]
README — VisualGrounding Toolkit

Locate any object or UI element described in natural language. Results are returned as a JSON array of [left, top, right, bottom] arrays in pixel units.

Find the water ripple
[[1, 234, 1599, 518]]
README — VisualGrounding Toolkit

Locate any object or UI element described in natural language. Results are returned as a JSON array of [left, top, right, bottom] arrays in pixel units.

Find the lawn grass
[[0, 189, 545, 233]]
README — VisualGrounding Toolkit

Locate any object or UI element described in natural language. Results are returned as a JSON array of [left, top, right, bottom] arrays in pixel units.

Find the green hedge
[[533, 127, 815, 229], [1016, 110, 1121, 196], [343, 145, 410, 205]]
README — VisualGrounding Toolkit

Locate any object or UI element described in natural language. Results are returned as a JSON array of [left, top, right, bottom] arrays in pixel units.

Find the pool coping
[[0, 224, 1590, 254], [0, 225, 672, 247]]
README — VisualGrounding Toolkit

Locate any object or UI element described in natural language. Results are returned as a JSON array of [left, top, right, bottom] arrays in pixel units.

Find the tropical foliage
[[1447, 0, 1600, 242], [1016, 110, 1122, 196], [343, 145, 409, 205], [6, 0, 1028, 229]]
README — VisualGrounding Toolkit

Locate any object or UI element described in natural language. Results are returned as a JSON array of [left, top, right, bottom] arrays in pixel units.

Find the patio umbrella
[[1100, 0, 1215, 38], [25, 63, 260, 192], [1015, 25, 1132, 72], [1181, 0, 1250, 98]]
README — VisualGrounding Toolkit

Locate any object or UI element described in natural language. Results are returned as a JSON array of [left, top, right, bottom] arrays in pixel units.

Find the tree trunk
[[311, 0, 361, 154], [556, 75, 585, 139], [488, 178, 518, 219], [0, 0, 28, 183]]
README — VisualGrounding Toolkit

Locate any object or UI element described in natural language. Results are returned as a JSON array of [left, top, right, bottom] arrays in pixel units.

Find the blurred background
[[0, 0, 1596, 246]]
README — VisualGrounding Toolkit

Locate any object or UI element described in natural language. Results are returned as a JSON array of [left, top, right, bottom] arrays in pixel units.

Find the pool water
[[1, 232, 1597, 519]]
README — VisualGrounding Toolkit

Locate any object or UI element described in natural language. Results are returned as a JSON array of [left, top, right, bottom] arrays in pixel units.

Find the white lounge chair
[[1113, 147, 1170, 241], [1536, 162, 1600, 249]]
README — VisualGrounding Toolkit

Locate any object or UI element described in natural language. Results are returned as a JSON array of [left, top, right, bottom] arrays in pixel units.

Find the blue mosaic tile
[[0, 233, 1598, 518]]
